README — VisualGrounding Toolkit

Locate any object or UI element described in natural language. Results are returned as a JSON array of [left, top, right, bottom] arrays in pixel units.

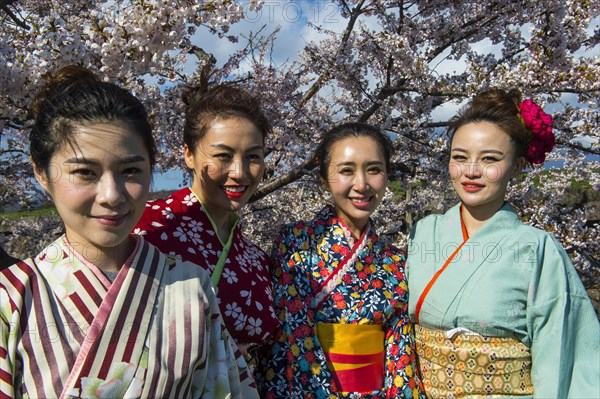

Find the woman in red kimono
[[134, 84, 278, 354]]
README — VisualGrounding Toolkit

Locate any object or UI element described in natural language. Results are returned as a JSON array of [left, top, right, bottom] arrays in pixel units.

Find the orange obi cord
[[415, 206, 469, 325], [315, 323, 384, 392]]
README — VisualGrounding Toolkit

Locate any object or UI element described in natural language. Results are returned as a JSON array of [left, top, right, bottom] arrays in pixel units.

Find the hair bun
[[182, 61, 214, 107], [30, 65, 99, 119], [182, 83, 209, 107], [506, 89, 523, 106]]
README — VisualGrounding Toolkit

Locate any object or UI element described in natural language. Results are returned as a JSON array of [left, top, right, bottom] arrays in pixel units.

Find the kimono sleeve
[[527, 234, 600, 398], [200, 271, 259, 399], [269, 224, 296, 320], [133, 199, 170, 237], [383, 308, 426, 398], [0, 286, 16, 398]]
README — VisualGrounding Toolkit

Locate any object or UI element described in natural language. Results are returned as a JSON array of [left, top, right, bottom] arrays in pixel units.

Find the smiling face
[[184, 116, 265, 221], [34, 122, 151, 259], [323, 136, 388, 238], [449, 121, 525, 218]]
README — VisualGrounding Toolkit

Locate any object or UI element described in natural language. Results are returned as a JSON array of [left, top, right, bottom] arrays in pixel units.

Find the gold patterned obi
[[315, 323, 385, 392], [415, 324, 533, 398]]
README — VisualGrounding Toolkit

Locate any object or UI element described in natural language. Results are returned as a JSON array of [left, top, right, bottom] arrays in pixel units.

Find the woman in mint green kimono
[[406, 88, 599, 398]]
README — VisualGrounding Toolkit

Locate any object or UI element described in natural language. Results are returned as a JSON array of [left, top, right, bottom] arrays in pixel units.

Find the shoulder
[[415, 204, 459, 229], [135, 196, 172, 232], [1, 256, 38, 278], [2, 237, 67, 281], [277, 218, 314, 241], [149, 188, 195, 209], [135, 188, 197, 232], [382, 242, 406, 261], [502, 218, 590, 297], [270, 219, 315, 263], [500, 214, 565, 251], [280, 207, 332, 238], [161, 253, 213, 285], [409, 206, 457, 243], [144, 189, 184, 212], [421, 204, 456, 223], [1, 257, 41, 317]]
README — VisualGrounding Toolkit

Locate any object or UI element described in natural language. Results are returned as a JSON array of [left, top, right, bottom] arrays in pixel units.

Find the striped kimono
[[0, 235, 259, 399]]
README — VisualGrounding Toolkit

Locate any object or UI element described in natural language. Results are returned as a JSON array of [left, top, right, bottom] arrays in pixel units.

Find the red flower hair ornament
[[518, 99, 556, 165]]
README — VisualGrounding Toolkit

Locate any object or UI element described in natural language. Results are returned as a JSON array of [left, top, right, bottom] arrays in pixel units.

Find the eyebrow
[[335, 160, 385, 166], [451, 148, 504, 155], [210, 144, 264, 152], [63, 155, 147, 164]]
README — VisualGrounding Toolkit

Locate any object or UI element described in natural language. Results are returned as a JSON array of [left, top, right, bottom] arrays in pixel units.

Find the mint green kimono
[[406, 203, 600, 398]]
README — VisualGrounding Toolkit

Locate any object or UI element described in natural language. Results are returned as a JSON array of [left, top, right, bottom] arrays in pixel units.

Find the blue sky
[[3, 2, 597, 193], [153, 2, 598, 190]]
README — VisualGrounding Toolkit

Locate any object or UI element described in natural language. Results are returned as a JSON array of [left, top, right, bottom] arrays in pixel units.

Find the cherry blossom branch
[[251, 155, 318, 202], [297, 0, 367, 108], [0, 0, 30, 30], [0, 149, 29, 157]]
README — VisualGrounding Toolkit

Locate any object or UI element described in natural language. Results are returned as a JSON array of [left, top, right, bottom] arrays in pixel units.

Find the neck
[[202, 202, 234, 243], [68, 235, 135, 272], [335, 212, 367, 241], [460, 202, 504, 236], [189, 186, 234, 243]]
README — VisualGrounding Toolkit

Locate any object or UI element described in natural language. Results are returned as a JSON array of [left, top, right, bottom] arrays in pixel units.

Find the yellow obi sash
[[415, 324, 533, 398], [315, 323, 384, 392]]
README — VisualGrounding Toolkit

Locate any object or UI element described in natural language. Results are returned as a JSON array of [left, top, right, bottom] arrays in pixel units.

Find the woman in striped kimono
[[407, 88, 599, 397], [257, 123, 425, 398], [0, 66, 258, 398]]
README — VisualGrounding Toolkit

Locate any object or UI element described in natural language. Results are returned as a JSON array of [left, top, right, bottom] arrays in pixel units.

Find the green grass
[[522, 168, 598, 190], [388, 181, 406, 197], [0, 207, 57, 219], [388, 180, 424, 198]]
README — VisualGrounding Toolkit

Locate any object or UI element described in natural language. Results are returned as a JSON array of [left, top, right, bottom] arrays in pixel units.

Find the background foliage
[[1, 1, 599, 308]]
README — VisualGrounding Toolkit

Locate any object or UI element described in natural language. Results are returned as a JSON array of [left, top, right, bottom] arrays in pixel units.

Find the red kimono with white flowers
[[134, 187, 277, 346]]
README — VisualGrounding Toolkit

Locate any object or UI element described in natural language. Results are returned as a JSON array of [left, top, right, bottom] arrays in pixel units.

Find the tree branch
[[0, 148, 29, 157], [251, 155, 318, 202], [428, 13, 495, 61], [0, 0, 30, 30], [557, 138, 600, 157], [297, 0, 366, 108]]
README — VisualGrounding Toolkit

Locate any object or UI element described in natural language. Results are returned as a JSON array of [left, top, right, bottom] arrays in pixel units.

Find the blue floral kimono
[[256, 206, 424, 399]]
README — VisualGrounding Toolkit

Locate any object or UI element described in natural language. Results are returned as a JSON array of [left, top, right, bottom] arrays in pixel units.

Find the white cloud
[[187, 1, 353, 73]]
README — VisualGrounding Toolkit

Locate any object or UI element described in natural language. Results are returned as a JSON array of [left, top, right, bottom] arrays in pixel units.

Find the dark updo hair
[[29, 65, 156, 173], [448, 88, 530, 159], [182, 84, 272, 150], [316, 122, 394, 180]]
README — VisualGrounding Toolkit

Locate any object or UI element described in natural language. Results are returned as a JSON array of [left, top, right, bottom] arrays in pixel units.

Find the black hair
[[30, 65, 156, 173], [316, 122, 394, 180], [182, 84, 272, 150], [448, 88, 529, 159]]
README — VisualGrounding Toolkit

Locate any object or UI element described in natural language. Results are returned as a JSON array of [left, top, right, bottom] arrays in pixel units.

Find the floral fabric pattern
[[80, 362, 143, 399], [134, 187, 278, 345], [256, 206, 425, 399]]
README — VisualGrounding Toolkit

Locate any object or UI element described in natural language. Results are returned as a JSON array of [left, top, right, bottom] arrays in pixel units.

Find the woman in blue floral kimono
[[257, 123, 424, 398]]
